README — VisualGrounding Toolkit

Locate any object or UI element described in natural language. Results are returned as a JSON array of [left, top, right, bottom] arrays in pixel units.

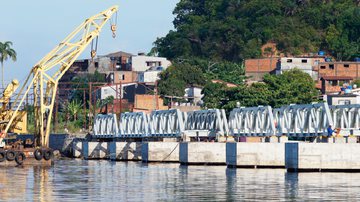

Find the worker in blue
[[327, 125, 334, 137]]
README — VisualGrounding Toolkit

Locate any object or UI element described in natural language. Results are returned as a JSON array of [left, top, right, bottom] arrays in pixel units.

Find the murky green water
[[0, 160, 360, 201]]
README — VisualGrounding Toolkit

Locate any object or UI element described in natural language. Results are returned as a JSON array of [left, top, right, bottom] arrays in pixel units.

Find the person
[[327, 125, 334, 137]]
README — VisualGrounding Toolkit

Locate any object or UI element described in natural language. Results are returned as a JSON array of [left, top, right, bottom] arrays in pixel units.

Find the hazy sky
[[0, 0, 179, 84]]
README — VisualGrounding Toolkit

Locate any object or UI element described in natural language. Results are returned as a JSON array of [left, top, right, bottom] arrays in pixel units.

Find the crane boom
[[4, 6, 118, 147]]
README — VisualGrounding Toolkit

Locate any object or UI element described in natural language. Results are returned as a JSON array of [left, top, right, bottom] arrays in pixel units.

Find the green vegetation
[[155, 0, 360, 61], [157, 58, 245, 103], [202, 69, 318, 111], [0, 41, 17, 88]]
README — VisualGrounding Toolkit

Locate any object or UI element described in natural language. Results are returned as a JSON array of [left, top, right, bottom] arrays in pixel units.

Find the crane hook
[[91, 50, 97, 59], [111, 25, 117, 38]]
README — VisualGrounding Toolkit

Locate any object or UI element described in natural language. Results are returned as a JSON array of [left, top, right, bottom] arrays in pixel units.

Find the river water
[[1, 159, 360, 201]]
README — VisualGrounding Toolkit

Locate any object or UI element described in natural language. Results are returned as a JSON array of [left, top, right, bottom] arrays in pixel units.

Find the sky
[[0, 0, 179, 84]]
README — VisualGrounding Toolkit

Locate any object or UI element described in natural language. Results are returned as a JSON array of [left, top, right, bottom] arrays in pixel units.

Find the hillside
[[154, 0, 360, 62]]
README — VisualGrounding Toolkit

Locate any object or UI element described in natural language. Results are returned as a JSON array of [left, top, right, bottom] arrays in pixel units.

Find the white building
[[137, 66, 165, 83], [184, 86, 204, 105], [130, 55, 171, 72], [277, 57, 325, 80]]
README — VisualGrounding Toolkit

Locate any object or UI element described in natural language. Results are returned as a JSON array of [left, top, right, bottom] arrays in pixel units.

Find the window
[[95, 62, 99, 68], [329, 64, 334, 69], [301, 59, 308, 63], [320, 66, 326, 69], [122, 74, 125, 80], [287, 59, 292, 63], [344, 64, 350, 68], [338, 100, 351, 105]]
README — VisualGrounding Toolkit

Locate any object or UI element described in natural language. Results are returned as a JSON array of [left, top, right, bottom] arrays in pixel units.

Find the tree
[[263, 69, 318, 107], [0, 41, 17, 88], [158, 62, 205, 102], [66, 100, 83, 121], [202, 69, 319, 110], [154, 0, 360, 61]]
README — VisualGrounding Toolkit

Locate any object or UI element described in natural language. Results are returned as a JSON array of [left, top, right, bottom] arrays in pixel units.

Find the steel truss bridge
[[92, 103, 360, 138]]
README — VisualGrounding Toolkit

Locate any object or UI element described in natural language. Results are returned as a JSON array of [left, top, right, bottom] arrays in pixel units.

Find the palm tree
[[0, 41, 17, 88], [66, 100, 83, 121]]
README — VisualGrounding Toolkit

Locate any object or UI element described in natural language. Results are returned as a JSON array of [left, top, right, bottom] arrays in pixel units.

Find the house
[[184, 86, 204, 105], [316, 61, 360, 80], [88, 51, 133, 73], [245, 58, 279, 81], [99, 83, 148, 102], [106, 71, 138, 83], [137, 66, 165, 84], [130, 54, 171, 72], [319, 76, 353, 94], [276, 57, 325, 80], [326, 93, 360, 105]]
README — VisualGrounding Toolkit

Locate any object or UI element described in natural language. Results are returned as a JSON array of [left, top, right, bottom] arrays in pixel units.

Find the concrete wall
[[286, 142, 360, 171], [109, 142, 142, 161], [245, 58, 279, 73], [134, 94, 168, 111], [226, 143, 285, 168], [142, 142, 179, 162], [180, 142, 226, 165]]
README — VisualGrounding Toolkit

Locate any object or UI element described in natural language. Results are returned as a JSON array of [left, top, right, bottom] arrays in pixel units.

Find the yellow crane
[[2, 5, 118, 148], [0, 79, 27, 136]]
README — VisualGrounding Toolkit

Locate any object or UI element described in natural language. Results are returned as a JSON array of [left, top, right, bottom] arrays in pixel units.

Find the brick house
[[245, 58, 279, 81], [316, 62, 360, 79]]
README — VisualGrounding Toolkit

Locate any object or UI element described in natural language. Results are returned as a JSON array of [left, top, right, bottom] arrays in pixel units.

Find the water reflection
[[1, 160, 360, 201]]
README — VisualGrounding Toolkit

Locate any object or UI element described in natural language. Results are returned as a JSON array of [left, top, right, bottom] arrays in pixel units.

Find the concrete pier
[[179, 142, 226, 165], [72, 140, 83, 158], [71, 139, 360, 172], [226, 143, 285, 168], [109, 142, 142, 161], [142, 142, 179, 163], [286, 142, 360, 171], [85, 142, 109, 159]]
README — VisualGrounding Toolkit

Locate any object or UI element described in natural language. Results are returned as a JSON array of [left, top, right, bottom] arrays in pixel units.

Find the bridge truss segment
[[118, 112, 149, 138], [273, 103, 333, 137], [228, 106, 276, 137], [184, 109, 228, 137], [148, 109, 185, 137], [329, 104, 360, 136], [93, 114, 119, 138]]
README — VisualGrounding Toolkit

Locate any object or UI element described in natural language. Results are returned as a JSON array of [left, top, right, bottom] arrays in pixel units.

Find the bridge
[[92, 103, 360, 139]]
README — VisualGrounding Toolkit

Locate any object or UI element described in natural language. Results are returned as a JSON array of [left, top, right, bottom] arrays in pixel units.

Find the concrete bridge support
[[285, 142, 360, 171], [226, 142, 285, 168], [179, 142, 226, 165], [142, 142, 179, 163]]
